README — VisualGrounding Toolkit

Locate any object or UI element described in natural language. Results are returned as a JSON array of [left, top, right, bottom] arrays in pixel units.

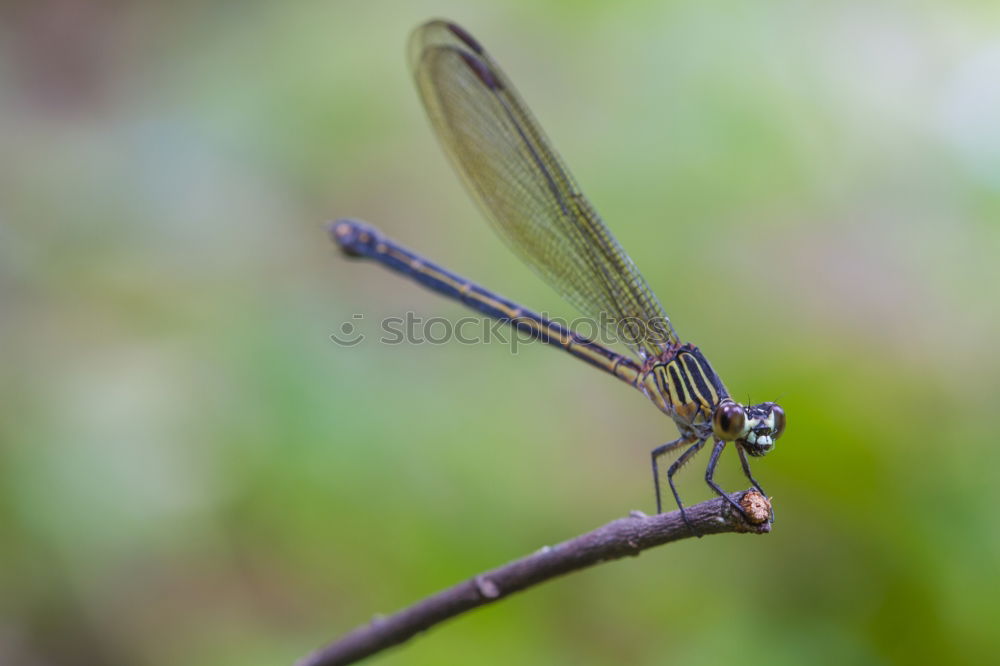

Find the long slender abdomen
[[331, 219, 642, 387]]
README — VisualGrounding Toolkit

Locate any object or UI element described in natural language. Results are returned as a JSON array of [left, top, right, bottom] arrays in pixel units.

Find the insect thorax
[[640, 344, 729, 429]]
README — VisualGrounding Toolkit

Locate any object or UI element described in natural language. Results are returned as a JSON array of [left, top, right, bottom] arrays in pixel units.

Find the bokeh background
[[3, 1, 999, 664]]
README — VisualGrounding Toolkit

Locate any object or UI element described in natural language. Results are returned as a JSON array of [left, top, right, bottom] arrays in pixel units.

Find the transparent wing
[[408, 20, 679, 360]]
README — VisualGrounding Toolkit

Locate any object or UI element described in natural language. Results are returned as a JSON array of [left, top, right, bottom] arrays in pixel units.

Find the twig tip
[[739, 490, 772, 525]]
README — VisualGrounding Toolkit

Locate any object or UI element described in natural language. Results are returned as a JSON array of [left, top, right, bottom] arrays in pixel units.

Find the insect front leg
[[737, 444, 774, 523]]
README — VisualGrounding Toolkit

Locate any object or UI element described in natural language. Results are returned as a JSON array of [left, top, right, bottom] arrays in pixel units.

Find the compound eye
[[770, 404, 786, 439], [713, 401, 746, 440]]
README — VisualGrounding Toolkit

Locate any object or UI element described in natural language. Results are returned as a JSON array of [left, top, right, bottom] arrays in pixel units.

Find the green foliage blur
[[3, 1, 999, 665]]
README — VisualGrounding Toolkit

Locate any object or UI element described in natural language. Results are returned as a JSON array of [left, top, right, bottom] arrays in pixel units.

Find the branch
[[296, 490, 771, 666]]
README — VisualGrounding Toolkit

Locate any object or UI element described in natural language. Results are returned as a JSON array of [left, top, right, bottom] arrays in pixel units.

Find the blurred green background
[[2, 1, 999, 665]]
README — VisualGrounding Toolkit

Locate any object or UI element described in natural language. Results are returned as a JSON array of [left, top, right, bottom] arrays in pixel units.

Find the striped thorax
[[640, 343, 785, 455]]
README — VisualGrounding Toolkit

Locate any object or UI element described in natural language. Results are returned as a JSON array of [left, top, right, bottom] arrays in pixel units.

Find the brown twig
[[296, 490, 771, 666]]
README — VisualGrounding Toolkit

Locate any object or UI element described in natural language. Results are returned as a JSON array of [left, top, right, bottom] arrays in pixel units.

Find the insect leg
[[737, 444, 774, 523], [665, 437, 707, 535], [650, 435, 694, 515], [705, 438, 750, 518]]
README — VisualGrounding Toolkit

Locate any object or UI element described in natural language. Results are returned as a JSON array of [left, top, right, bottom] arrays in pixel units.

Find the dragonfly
[[332, 20, 785, 531]]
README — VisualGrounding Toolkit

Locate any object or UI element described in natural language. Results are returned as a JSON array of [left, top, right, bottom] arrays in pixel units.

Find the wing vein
[[409, 20, 680, 359]]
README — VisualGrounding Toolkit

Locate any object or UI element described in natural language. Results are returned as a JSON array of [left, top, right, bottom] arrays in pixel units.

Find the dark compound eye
[[769, 404, 786, 439], [713, 401, 746, 440]]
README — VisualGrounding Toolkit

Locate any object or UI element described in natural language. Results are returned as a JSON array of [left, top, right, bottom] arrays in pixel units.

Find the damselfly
[[332, 20, 785, 530]]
